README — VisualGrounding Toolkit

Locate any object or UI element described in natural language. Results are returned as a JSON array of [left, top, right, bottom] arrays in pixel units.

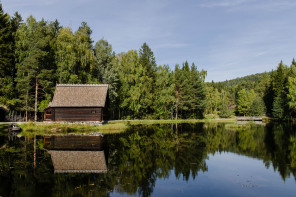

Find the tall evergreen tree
[[174, 64, 182, 119], [0, 4, 19, 108], [271, 61, 288, 118], [137, 43, 157, 116], [190, 63, 207, 118], [15, 16, 56, 121], [0, 4, 12, 77]]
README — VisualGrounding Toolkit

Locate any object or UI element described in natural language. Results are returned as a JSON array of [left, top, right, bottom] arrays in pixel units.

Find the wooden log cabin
[[44, 84, 109, 122]]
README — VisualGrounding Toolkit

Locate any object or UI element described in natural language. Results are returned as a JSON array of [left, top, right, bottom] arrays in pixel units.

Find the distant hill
[[218, 72, 271, 87]]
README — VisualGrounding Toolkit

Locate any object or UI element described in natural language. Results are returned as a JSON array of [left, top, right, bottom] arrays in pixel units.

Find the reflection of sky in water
[[144, 152, 296, 197]]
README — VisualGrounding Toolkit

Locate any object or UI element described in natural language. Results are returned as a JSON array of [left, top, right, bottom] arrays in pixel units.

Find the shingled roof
[[48, 150, 107, 173], [49, 84, 108, 107]]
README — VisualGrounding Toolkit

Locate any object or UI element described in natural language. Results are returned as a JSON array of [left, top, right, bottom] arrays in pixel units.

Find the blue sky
[[2, 0, 296, 82]]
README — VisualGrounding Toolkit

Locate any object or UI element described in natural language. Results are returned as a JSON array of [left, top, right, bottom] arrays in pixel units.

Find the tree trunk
[[34, 76, 38, 122]]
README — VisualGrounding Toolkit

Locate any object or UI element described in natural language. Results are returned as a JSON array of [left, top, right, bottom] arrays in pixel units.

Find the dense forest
[[0, 4, 296, 121]]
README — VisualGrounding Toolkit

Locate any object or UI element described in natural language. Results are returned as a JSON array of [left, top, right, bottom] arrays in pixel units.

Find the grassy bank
[[19, 122, 128, 136], [7, 118, 239, 136], [111, 118, 236, 125], [225, 121, 264, 130]]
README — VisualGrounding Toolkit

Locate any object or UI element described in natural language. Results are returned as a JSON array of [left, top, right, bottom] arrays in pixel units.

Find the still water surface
[[0, 123, 296, 196]]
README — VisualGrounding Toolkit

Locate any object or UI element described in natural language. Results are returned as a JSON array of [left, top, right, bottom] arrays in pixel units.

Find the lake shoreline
[[0, 117, 272, 136]]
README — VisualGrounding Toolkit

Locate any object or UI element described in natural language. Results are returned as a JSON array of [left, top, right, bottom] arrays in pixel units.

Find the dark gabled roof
[[48, 150, 107, 173], [49, 84, 108, 107]]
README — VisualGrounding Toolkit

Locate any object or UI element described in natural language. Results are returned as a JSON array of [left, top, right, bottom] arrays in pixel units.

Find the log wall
[[52, 107, 103, 122]]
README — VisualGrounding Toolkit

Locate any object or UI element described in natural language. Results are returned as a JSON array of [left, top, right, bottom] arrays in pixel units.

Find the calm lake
[[0, 123, 296, 197]]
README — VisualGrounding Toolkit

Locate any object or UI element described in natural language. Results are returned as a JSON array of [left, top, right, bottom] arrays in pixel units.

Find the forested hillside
[[0, 4, 295, 121], [219, 72, 270, 87], [207, 60, 296, 119]]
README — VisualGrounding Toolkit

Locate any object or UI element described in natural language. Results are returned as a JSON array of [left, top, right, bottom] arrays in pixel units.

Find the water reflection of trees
[[0, 123, 296, 196], [204, 122, 296, 180], [111, 124, 208, 196]]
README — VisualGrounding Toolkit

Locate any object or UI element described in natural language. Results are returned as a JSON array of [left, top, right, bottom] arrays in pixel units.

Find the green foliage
[[269, 61, 289, 119], [116, 50, 143, 118], [56, 22, 95, 84], [206, 86, 221, 114], [94, 38, 119, 119], [236, 89, 249, 116], [154, 65, 175, 119], [287, 77, 296, 115], [249, 97, 266, 116], [38, 100, 49, 112], [15, 16, 57, 120], [174, 62, 206, 119], [209, 59, 296, 120], [273, 94, 285, 119], [0, 5, 22, 109], [138, 43, 157, 116]]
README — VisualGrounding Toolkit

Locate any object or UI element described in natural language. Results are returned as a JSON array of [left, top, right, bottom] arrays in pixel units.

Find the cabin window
[[91, 110, 96, 114]]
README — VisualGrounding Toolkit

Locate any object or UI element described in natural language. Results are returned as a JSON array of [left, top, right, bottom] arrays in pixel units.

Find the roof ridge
[[57, 84, 108, 87]]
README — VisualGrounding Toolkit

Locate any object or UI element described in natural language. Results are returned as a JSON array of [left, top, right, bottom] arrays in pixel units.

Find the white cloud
[[200, 0, 251, 8]]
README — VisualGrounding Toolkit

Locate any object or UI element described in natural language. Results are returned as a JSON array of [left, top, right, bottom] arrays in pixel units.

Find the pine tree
[[0, 4, 15, 107], [174, 64, 182, 119], [138, 43, 156, 117], [190, 63, 207, 118], [0, 4, 11, 76], [15, 16, 56, 121], [271, 61, 287, 118], [273, 94, 285, 119]]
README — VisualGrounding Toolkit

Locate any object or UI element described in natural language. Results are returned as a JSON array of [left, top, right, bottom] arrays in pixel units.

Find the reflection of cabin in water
[[44, 84, 109, 122], [44, 135, 107, 173], [48, 151, 107, 173], [44, 135, 104, 150]]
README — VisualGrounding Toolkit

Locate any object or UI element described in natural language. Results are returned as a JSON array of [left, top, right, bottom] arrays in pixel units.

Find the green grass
[[15, 118, 237, 136], [225, 121, 263, 130], [19, 122, 128, 136], [111, 118, 236, 125]]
